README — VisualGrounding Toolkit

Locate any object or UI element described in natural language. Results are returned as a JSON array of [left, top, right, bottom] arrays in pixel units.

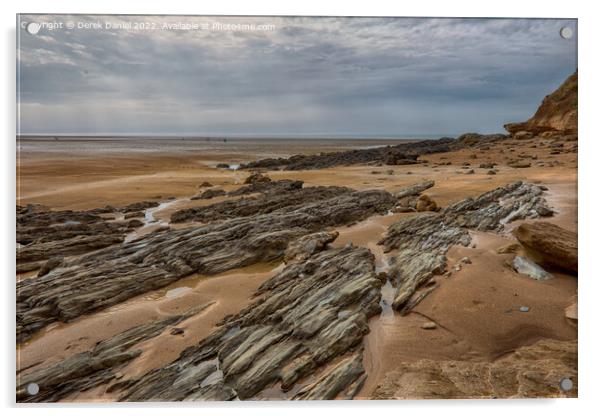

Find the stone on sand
[[513, 222, 577, 274], [512, 255, 554, 281]]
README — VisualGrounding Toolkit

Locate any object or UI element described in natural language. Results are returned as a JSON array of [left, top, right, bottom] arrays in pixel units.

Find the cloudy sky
[[17, 15, 577, 137]]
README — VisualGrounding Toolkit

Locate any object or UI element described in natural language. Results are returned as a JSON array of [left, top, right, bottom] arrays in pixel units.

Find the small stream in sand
[[123, 198, 187, 242]]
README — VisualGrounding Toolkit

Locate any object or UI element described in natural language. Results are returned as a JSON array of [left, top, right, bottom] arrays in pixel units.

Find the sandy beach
[[16, 130, 577, 401]]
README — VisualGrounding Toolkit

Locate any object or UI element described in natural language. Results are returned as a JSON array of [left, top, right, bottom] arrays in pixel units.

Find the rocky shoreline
[[16, 175, 570, 401]]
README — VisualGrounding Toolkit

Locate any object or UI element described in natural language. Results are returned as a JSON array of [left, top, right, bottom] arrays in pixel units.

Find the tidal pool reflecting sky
[[17, 15, 577, 137]]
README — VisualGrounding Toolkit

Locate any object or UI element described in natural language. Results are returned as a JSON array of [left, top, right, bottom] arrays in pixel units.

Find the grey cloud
[[17, 15, 577, 136]]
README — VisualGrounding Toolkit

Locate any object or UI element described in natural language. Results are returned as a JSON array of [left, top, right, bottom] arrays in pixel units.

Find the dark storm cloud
[[17, 15, 577, 136]]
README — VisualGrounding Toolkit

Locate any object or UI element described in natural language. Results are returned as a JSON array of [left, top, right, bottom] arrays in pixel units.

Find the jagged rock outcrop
[[16, 189, 396, 342], [17, 305, 212, 403], [505, 71, 577, 136], [118, 244, 381, 401], [513, 222, 577, 274], [172, 184, 349, 224], [380, 181, 554, 312], [240, 138, 455, 170]]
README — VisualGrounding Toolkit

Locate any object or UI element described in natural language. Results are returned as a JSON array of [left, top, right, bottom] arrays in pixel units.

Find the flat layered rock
[[380, 181, 554, 312], [119, 243, 381, 401], [513, 222, 577, 274], [17, 207, 130, 272], [16, 189, 396, 342]]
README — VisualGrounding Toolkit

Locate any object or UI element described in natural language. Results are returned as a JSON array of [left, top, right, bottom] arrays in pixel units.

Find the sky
[[17, 15, 577, 137]]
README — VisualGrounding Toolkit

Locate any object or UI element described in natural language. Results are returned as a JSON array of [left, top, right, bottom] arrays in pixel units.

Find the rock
[[173, 184, 347, 224], [127, 219, 144, 228], [191, 188, 226, 200], [513, 222, 577, 274], [17, 234, 124, 266], [124, 211, 144, 219], [415, 195, 438, 212], [37, 257, 63, 277], [380, 181, 554, 312], [16, 188, 396, 342], [479, 163, 495, 169], [241, 138, 454, 171], [244, 172, 271, 184], [459, 257, 471, 264], [496, 243, 521, 254], [284, 231, 339, 264], [465, 169, 475, 174], [487, 170, 497, 175], [421, 322, 437, 330], [118, 245, 382, 401], [397, 180, 435, 198], [293, 352, 365, 400], [122, 201, 159, 213], [457, 133, 508, 147], [216, 163, 230, 169], [199, 181, 213, 188], [228, 179, 303, 197], [170, 327, 185, 336], [512, 255, 554, 280], [519, 306, 530, 312]]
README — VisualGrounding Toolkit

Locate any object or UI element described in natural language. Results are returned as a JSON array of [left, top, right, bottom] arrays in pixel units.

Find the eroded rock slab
[[17, 189, 396, 342], [118, 243, 382, 401], [513, 222, 577, 274]]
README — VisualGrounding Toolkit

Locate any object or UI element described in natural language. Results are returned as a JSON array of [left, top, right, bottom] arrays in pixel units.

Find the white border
[[2, 1, 601, 415]]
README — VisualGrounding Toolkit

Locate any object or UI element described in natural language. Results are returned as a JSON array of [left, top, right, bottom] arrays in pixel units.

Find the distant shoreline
[[16, 135, 440, 142]]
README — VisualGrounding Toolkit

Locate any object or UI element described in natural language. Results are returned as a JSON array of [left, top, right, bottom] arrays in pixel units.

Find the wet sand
[[16, 137, 577, 401]]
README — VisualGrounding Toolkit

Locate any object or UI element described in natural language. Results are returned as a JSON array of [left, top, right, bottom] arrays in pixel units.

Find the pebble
[[519, 306, 530, 312], [421, 322, 437, 330]]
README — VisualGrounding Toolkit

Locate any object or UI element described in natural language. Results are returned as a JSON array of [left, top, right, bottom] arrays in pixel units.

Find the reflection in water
[[379, 280, 395, 320], [165, 287, 191, 299]]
